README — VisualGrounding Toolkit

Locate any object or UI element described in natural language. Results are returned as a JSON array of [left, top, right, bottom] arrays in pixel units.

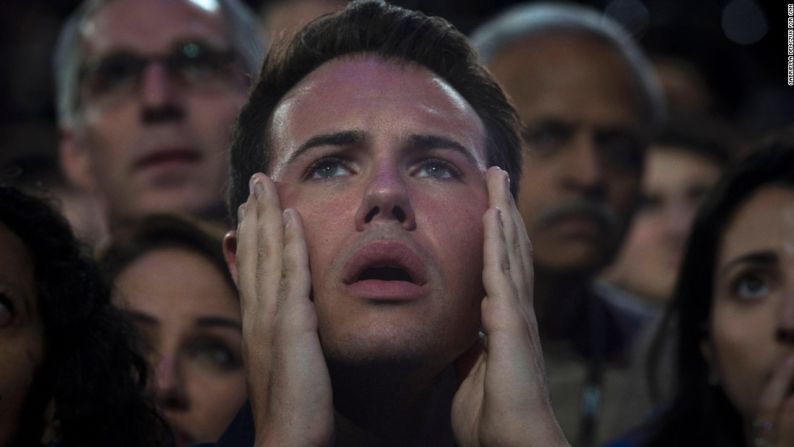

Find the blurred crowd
[[0, 0, 792, 446]]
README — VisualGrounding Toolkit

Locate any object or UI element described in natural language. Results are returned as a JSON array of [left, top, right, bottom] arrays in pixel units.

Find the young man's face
[[64, 0, 249, 226], [268, 56, 489, 372]]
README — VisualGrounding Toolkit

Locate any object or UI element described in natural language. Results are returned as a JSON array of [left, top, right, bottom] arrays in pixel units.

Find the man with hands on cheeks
[[217, 2, 568, 446]]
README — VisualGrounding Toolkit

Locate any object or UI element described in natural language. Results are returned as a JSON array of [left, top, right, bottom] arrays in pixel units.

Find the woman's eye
[[189, 340, 242, 371], [732, 273, 770, 301], [307, 158, 351, 180], [416, 159, 459, 180]]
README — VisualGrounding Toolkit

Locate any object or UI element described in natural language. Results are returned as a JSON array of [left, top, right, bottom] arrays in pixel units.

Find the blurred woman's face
[[706, 186, 794, 434], [605, 147, 722, 302], [0, 223, 44, 445], [113, 247, 245, 447]]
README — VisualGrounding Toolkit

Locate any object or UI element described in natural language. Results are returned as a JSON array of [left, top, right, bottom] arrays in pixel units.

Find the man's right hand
[[236, 173, 334, 447]]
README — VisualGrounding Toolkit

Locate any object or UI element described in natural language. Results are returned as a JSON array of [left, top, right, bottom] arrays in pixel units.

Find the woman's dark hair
[[640, 133, 794, 446], [100, 214, 234, 292], [0, 185, 170, 447], [228, 0, 522, 225]]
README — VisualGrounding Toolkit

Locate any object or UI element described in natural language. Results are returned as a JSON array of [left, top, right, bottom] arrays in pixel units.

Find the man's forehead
[[492, 38, 640, 128], [269, 55, 488, 168], [81, 0, 230, 54]]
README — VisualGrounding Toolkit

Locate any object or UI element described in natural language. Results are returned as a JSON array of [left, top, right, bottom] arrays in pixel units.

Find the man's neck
[[329, 362, 458, 446]]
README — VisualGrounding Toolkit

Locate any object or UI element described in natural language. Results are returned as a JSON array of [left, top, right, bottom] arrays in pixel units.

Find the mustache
[[535, 199, 619, 232]]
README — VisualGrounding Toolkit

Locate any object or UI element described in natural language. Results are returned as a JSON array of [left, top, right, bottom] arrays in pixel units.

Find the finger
[[482, 207, 525, 336], [498, 169, 533, 302], [486, 167, 534, 321], [251, 173, 285, 318], [237, 192, 260, 314], [778, 395, 794, 447], [278, 208, 314, 333], [756, 356, 794, 444], [486, 168, 521, 293]]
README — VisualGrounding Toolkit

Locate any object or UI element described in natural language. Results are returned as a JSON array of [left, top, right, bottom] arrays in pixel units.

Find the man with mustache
[[471, 3, 664, 445], [54, 0, 263, 235], [215, 1, 568, 445]]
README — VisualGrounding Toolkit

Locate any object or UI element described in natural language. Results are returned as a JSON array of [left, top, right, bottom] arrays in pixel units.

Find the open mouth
[[343, 241, 428, 300], [357, 265, 415, 283]]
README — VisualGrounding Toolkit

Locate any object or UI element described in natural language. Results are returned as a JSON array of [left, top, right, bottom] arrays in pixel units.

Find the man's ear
[[223, 230, 240, 288], [59, 128, 96, 192]]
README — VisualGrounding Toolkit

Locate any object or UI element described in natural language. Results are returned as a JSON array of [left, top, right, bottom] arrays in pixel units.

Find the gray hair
[[54, 0, 265, 127], [470, 2, 665, 127]]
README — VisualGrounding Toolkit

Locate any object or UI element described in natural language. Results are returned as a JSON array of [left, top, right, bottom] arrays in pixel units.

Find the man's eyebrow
[[408, 134, 480, 165], [196, 316, 242, 331], [286, 131, 367, 165], [718, 251, 778, 278]]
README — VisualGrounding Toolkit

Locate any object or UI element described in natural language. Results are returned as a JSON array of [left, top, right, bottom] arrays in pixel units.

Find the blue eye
[[416, 159, 459, 180], [732, 273, 770, 301], [188, 339, 242, 371], [306, 158, 351, 180]]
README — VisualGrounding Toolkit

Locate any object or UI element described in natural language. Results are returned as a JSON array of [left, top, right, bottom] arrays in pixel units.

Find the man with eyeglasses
[[54, 0, 263, 234]]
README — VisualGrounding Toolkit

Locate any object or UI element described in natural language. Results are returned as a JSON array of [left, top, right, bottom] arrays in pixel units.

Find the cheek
[[629, 215, 666, 248], [517, 159, 556, 222], [83, 102, 136, 142], [188, 96, 244, 146], [0, 341, 44, 430], [187, 369, 247, 405], [608, 174, 641, 216], [280, 185, 359, 275], [182, 370, 247, 438], [710, 309, 776, 413], [415, 190, 487, 281]]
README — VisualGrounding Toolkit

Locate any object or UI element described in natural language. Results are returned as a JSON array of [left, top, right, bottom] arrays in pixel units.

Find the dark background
[[1, 0, 791, 165]]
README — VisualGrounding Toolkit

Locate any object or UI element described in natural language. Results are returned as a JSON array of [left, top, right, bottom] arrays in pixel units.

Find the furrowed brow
[[408, 134, 480, 165], [286, 130, 367, 165]]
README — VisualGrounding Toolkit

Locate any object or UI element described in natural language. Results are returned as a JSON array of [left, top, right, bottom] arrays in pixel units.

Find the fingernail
[[283, 209, 292, 229], [249, 175, 258, 197], [250, 175, 265, 198]]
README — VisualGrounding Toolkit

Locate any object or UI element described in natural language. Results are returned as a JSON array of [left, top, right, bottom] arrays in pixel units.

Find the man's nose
[[140, 63, 184, 123], [559, 133, 605, 197], [354, 164, 416, 231], [153, 352, 189, 411]]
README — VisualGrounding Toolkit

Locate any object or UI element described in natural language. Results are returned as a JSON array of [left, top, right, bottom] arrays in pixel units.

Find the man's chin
[[323, 336, 429, 370], [327, 331, 461, 377]]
